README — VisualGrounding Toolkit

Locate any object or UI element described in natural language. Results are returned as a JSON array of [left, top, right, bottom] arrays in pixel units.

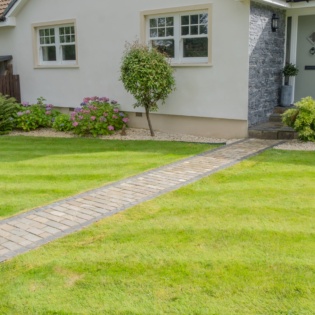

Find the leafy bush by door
[[282, 96, 315, 141]]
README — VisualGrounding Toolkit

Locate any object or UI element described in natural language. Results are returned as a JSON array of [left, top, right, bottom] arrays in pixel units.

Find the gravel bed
[[7, 128, 315, 150], [8, 128, 239, 144], [273, 140, 315, 151]]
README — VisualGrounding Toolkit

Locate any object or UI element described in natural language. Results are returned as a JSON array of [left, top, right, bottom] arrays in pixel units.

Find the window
[[142, 5, 212, 65], [33, 20, 78, 67]]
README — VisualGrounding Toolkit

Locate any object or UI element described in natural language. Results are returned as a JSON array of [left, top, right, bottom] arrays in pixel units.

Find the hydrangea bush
[[53, 97, 128, 137], [52, 114, 73, 132], [15, 97, 61, 131]]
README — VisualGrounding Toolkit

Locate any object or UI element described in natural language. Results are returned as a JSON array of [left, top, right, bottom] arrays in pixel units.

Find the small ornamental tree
[[283, 63, 299, 85], [120, 42, 175, 136]]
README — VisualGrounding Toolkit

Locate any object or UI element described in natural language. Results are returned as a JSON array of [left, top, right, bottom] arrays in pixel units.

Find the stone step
[[273, 105, 295, 114], [269, 113, 282, 123], [248, 122, 298, 140]]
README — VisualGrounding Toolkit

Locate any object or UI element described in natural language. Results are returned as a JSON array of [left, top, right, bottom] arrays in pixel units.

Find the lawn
[[0, 148, 314, 314], [0, 136, 214, 218]]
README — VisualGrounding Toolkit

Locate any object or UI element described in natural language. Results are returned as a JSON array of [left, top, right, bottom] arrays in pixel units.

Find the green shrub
[[120, 42, 175, 136], [282, 96, 315, 141], [68, 97, 128, 137], [15, 97, 61, 131], [0, 94, 20, 135], [52, 113, 74, 132]]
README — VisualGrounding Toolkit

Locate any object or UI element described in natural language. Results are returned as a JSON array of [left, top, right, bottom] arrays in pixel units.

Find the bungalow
[[0, 0, 314, 138]]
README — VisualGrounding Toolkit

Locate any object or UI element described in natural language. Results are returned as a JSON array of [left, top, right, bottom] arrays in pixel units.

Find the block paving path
[[0, 139, 282, 262]]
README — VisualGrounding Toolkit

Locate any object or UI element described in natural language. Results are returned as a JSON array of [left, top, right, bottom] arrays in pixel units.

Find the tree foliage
[[120, 42, 175, 136], [0, 94, 20, 135]]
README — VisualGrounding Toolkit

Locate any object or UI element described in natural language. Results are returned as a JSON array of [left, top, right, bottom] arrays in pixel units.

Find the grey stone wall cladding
[[248, 1, 286, 126]]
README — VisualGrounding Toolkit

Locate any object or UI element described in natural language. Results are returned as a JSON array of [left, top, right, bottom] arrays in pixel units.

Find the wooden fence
[[0, 74, 21, 102]]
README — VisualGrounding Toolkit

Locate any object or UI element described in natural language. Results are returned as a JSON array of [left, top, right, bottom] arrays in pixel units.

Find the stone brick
[[248, 2, 285, 126]]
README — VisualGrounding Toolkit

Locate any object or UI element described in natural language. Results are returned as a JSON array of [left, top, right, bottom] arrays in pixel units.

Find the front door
[[295, 15, 315, 102]]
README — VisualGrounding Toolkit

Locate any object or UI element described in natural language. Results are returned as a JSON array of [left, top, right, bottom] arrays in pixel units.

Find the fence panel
[[0, 75, 21, 102]]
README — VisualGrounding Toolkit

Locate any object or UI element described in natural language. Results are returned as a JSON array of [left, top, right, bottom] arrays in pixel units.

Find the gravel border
[[273, 140, 315, 151], [8, 128, 240, 144], [7, 128, 315, 151]]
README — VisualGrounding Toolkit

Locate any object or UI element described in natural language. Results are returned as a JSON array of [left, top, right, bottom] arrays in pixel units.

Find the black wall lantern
[[271, 14, 279, 32]]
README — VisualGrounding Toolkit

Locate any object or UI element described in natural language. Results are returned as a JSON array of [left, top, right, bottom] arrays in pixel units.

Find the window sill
[[171, 62, 213, 68], [34, 64, 79, 69]]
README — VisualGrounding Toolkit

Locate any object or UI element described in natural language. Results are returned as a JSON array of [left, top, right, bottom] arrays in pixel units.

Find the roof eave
[[0, 0, 28, 21], [254, 0, 315, 8], [0, 0, 28, 27], [0, 16, 15, 27], [1, 0, 19, 17], [253, 0, 291, 8]]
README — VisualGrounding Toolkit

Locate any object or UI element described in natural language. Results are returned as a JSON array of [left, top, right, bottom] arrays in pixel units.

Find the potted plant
[[280, 63, 299, 107]]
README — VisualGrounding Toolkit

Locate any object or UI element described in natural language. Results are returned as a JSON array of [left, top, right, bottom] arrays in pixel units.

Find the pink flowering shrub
[[65, 97, 128, 137], [15, 97, 61, 131]]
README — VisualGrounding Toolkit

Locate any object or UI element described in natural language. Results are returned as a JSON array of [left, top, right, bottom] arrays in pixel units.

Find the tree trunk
[[145, 106, 155, 137]]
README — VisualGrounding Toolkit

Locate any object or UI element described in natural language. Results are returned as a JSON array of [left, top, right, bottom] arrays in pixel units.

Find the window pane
[[199, 25, 208, 35], [181, 15, 189, 25], [150, 19, 157, 28], [158, 28, 165, 37], [42, 46, 56, 61], [152, 39, 174, 58], [190, 15, 198, 25], [62, 45, 76, 61], [181, 26, 189, 36], [60, 34, 74, 43], [158, 18, 165, 27], [166, 27, 173, 37], [166, 17, 173, 26], [59, 27, 64, 35], [150, 28, 158, 38], [183, 38, 208, 58], [190, 26, 198, 35], [40, 28, 55, 45], [200, 13, 208, 24]]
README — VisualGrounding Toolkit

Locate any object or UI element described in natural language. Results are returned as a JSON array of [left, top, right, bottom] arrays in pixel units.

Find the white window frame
[[32, 20, 78, 68], [141, 4, 212, 66]]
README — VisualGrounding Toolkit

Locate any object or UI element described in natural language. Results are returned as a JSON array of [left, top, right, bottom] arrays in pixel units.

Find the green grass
[[0, 149, 314, 314], [0, 136, 214, 218]]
